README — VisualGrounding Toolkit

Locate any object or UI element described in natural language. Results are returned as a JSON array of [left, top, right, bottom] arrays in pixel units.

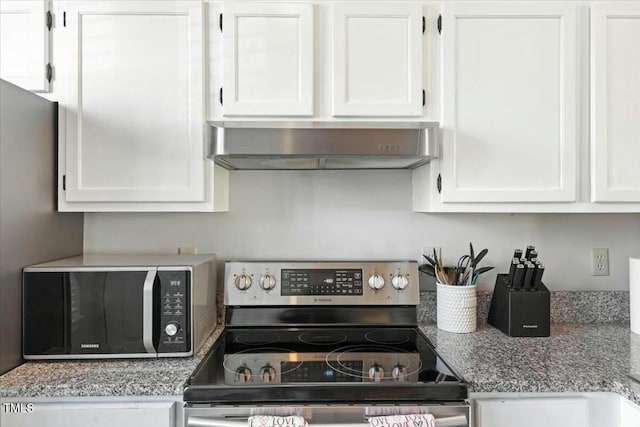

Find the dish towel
[[368, 414, 436, 427], [248, 416, 308, 427]]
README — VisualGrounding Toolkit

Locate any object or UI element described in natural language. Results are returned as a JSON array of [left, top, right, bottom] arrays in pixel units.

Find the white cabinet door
[[440, 3, 578, 203], [0, 401, 175, 427], [222, 2, 314, 116], [591, 3, 640, 202], [475, 398, 589, 427], [59, 1, 205, 203], [620, 396, 640, 427], [332, 3, 423, 117], [0, 0, 50, 92]]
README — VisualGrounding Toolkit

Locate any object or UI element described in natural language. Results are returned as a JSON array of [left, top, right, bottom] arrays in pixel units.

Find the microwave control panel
[[158, 270, 190, 354]]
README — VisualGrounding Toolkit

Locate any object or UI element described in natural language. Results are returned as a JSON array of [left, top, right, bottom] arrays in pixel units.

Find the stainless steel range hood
[[208, 121, 438, 170]]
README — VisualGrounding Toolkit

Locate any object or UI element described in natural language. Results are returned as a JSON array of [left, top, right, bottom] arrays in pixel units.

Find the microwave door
[[67, 269, 157, 356]]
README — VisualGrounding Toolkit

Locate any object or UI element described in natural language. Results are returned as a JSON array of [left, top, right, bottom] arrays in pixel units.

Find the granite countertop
[[2, 323, 640, 404], [420, 323, 640, 405], [0, 326, 223, 399]]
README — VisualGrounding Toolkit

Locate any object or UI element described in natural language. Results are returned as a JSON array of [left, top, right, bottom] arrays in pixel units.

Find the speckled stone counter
[[3, 323, 640, 405], [0, 326, 223, 398], [420, 323, 640, 405]]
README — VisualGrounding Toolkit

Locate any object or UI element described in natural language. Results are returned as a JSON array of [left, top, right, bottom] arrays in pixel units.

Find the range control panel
[[224, 261, 419, 306], [281, 269, 363, 296]]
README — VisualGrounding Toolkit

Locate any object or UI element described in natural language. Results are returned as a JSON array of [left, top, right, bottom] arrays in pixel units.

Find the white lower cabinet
[[620, 396, 640, 427], [471, 393, 640, 427], [0, 397, 181, 427], [474, 396, 589, 427]]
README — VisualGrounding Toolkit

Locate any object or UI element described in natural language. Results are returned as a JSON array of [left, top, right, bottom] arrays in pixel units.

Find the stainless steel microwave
[[22, 254, 217, 359]]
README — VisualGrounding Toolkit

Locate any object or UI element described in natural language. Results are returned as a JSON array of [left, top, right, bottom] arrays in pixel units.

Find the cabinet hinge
[[437, 174, 442, 194], [46, 11, 53, 30], [422, 90, 426, 107], [219, 87, 223, 106], [62, 175, 66, 191], [63, 11, 66, 27], [219, 13, 223, 32], [437, 15, 442, 34], [422, 16, 425, 34], [46, 63, 53, 82]]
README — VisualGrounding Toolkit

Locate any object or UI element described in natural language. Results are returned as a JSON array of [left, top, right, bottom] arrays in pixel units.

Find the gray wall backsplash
[[417, 291, 630, 326], [83, 170, 640, 291]]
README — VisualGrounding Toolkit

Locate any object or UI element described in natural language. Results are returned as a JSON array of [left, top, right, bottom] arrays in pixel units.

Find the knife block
[[487, 274, 550, 337]]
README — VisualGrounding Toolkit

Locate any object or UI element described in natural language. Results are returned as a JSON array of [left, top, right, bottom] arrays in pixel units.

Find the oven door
[[23, 267, 158, 358], [186, 404, 470, 427]]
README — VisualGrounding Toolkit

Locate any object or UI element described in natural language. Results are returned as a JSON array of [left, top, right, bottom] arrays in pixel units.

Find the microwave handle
[[143, 270, 157, 354]]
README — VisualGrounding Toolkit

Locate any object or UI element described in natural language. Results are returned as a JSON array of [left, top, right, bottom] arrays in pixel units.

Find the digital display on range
[[280, 269, 363, 296], [281, 361, 363, 383]]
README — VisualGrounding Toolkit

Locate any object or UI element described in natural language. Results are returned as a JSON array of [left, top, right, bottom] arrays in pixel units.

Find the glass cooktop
[[184, 327, 467, 404]]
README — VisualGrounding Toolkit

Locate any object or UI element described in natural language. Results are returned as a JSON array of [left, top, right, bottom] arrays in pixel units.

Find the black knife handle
[[525, 245, 536, 260], [508, 258, 519, 286], [513, 249, 523, 259], [523, 263, 535, 290], [532, 265, 545, 290], [513, 264, 525, 290]]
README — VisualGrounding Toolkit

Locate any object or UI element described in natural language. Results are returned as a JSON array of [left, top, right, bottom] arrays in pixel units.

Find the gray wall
[[0, 80, 83, 375], [84, 170, 640, 292]]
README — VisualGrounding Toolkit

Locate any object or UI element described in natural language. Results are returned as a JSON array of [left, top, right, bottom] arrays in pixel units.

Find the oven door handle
[[187, 417, 468, 427]]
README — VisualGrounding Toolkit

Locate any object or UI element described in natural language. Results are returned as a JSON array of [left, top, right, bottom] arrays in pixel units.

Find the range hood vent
[[208, 121, 439, 170]]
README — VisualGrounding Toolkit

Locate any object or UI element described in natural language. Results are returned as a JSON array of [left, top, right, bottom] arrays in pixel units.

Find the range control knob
[[368, 274, 385, 290], [235, 366, 252, 384], [368, 364, 385, 382], [392, 365, 408, 382], [260, 365, 277, 383], [234, 274, 252, 291], [391, 274, 409, 290], [260, 274, 277, 291], [164, 322, 180, 337]]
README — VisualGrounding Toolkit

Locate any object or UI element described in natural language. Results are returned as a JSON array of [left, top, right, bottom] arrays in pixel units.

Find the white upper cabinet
[[439, 2, 578, 203], [0, 0, 50, 92], [591, 3, 640, 202], [221, 2, 314, 117], [57, 1, 224, 210], [332, 3, 424, 117]]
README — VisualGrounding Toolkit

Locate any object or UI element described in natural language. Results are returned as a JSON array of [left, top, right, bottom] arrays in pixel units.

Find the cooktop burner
[[184, 261, 467, 405], [184, 327, 467, 404]]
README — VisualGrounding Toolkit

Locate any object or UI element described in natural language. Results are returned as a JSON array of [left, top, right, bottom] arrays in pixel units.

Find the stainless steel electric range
[[184, 261, 469, 427]]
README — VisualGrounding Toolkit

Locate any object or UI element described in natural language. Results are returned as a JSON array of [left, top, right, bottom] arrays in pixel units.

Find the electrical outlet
[[178, 247, 197, 255], [591, 248, 609, 276]]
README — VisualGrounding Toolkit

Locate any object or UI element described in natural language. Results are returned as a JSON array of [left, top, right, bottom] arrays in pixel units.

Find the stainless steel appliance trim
[[23, 266, 157, 272], [159, 351, 193, 357], [187, 416, 467, 427], [224, 261, 419, 306], [185, 404, 469, 424], [209, 121, 439, 129], [208, 123, 439, 170], [143, 269, 157, 354], [24, 353, 158, 360]]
